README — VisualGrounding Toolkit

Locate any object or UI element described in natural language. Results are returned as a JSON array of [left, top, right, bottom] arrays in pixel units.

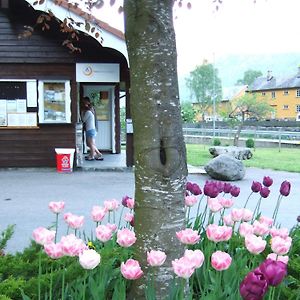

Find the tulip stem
[[55, 213, 59, 243], [243, 191, 253, 208], [272, 195, 283, 225], [196, 194, 204, 218], [38, 250, 41, 300]]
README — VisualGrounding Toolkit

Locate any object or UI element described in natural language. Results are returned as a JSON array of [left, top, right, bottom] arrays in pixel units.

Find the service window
[[38, 80, 71, 123]]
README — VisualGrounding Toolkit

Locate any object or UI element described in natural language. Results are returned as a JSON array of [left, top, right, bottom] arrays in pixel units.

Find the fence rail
[[182, 127, 300, 141]]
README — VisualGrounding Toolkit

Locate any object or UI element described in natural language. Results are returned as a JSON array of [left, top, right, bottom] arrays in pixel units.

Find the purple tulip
[[251, 181, 262, 193], [258, 259, 287, 287], [230, 186, 240, 197], [204, 181, 219, 198], [262, 176, 273, 187], [191, 183, 202, 195], [279, 180, 291, 197], [186, 181, 193, 192], [260, 187, 270, 198], [216, 181, 224, 193], [122, 195, 130, 207], [223, 182, 232, 193], [240, 268, 269, 300], [297, 215, 300, 223]]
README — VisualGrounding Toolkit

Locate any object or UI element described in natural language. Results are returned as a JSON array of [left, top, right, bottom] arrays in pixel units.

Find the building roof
[[249, 68, 300, 91], [24, 0, 128, 61], [48, 0, 124, 40]]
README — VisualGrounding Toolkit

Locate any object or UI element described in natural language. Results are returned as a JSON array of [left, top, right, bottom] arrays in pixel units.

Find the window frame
[[38, 80, 71, 124]]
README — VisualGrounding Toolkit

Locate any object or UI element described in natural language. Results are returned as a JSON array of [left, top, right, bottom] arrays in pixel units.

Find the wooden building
[[0, 0, 133, 168]]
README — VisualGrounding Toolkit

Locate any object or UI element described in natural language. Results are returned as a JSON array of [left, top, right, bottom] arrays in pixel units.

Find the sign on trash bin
[[55, 148, 75, 173]]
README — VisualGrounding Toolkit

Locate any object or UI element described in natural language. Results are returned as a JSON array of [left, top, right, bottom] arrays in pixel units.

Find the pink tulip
[[64, 213, 84, 229], [63, 212, 72, 222], [60, 234, 87, 256], [95, 225, 113, 243], [259, 216, 273, 227], [206, 224, 232, 242], [211, 251, 232, 271], [172, 256, 195, 279], [48, 201, 65, 214], [121, 259, 143, 280], [241, 208, 253, 222], [231, 208, 244, 222], [208, 198, 223, 213], [106, 223, 118, 232], [253, 220, 269, 236], [185, 195, 198, 207], [32, 227, 55, 246], [44, 242, 64, 259], [271, 236, 292, 255], [218, 197, 234, 208], [117, 228, 137, 247], [104, 199, 119, 211], [239, 222, 254, 237], [126, 197, 135, 209], [245, 234, 267, 255], [223, 214, 234, 226], [79, 249, 101, 270], [269, 227, 289, 239], [147, 250, 167, 267], [124, 212, 134, 223], [267, 253, 289, 265], [184, 249, 205, 269], [176, 228, 200, 245], [91, 206, 107, 222]]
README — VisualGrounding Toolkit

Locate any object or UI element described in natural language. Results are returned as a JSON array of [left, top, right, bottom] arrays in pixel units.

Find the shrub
[[246, 138, 255, 148], [213, 138, 221, 146]]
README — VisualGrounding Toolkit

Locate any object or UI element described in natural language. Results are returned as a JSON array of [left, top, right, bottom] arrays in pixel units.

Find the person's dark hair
[[83, 96, 91, 103]]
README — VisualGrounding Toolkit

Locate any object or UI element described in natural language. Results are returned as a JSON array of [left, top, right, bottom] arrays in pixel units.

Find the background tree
[[186, 60, 222, 121], [236, 69, 263, 86], [229, 93, 274, 146], [181, 102, 196, 123]]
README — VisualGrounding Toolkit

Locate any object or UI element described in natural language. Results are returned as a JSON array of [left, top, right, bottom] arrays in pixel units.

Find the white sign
[[76, 63, 120, 83]]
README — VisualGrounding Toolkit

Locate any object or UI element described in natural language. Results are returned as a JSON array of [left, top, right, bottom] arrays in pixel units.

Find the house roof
[[48, 0, 125, 40], [24, 0, 128, 61], [249, 68, 300, 91]]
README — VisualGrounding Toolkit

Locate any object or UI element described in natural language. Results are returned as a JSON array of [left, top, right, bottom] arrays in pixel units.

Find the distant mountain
[[179, 52, 300, 102]]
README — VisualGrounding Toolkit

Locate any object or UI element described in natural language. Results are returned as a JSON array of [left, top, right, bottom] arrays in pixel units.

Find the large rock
[[204, 154, 246, 181], [209, 146, 253, 160]]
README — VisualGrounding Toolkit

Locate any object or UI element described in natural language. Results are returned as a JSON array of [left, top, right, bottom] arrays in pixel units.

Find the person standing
[[80, 96, 103, 161]]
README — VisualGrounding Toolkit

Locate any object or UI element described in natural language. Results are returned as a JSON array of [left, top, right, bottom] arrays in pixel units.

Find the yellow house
[[192, 85, 247, 121], [248, 69, 300, 121]]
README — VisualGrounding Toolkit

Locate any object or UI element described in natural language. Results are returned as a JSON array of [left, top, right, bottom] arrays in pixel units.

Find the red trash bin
[[55, 148, 75, 173]]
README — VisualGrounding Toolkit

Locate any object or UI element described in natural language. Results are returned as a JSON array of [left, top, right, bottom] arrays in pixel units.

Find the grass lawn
[[186, 144, 300, 172]]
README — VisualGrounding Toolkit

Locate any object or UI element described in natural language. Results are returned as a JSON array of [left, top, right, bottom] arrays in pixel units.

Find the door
[[83, 85, 115, 152]]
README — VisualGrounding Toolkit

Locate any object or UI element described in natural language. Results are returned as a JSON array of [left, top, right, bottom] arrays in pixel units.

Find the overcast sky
[[93, 0, 300, 75]]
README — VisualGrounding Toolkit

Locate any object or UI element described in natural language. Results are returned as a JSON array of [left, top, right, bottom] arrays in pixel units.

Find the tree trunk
[[124, 1, 187, 299]]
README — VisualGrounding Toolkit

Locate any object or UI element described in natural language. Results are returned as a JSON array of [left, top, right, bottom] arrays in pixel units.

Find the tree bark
[[124, 1, 187, 299]]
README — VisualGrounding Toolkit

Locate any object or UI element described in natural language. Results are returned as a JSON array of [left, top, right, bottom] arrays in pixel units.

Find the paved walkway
[[1, 156, 299, 254]]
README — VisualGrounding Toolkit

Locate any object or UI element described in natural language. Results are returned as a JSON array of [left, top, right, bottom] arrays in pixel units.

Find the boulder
[[209, 146, 253, 160], [204, 154, 246, 181]]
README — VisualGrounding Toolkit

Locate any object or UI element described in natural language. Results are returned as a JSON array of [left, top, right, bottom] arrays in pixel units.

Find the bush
[[246, 138, 255, 148], [212, 138, 221, 146]]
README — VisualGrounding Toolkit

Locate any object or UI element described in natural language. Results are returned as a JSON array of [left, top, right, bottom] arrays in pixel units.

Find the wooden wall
[[0, 0, 132, 167]]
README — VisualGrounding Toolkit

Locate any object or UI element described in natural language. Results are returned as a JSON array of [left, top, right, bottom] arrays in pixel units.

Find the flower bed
[[0, 177, 299, 299]]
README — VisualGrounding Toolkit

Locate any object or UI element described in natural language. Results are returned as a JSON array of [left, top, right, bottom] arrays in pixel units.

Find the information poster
[[7, 100, 17, 113], [16, 99, 27, 113], [0, 100, 7, 126]]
